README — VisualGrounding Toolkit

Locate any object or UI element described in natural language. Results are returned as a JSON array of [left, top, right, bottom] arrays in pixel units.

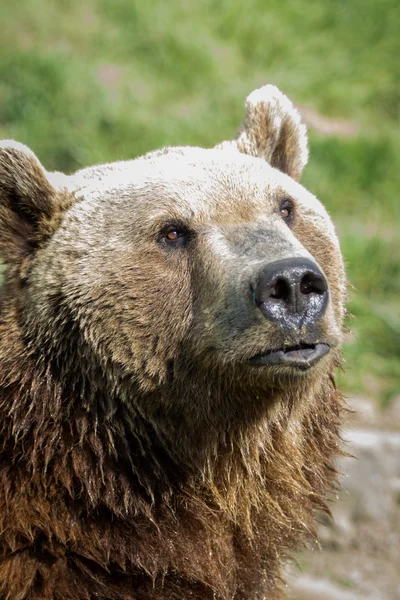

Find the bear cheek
[[110, 257, 193, 388]]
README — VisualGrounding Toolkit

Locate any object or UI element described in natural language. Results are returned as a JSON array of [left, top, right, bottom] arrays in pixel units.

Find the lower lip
[[248, 343, 331, 370]]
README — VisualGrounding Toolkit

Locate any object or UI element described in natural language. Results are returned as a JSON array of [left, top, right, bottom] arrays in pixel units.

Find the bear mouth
[[248, 342, 330, 370]]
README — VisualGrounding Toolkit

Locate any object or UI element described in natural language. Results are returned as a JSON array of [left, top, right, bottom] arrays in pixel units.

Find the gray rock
[[339, 428, 400, 523], [346, 396, 379, 427], [288, 575, 378, 600], [384, 395, 400, 429]]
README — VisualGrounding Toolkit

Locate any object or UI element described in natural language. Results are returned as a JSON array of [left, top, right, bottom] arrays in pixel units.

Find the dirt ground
[[287, 396, 400, 600]]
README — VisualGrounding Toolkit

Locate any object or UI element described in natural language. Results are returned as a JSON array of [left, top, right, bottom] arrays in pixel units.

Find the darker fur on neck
[[0, 288, 344, 600]]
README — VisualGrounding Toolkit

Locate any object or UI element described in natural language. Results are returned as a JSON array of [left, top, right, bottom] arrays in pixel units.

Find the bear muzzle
[[247, 257, 330, 370], [250, 257, 329, 330]]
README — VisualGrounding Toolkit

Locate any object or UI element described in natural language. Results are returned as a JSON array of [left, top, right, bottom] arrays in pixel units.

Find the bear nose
[[251, 258, 329, 329]]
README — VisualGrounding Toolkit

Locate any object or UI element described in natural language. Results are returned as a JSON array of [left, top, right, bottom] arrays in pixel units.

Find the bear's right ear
[[0, 141, 67, 266], [216, 85, 308, 181]]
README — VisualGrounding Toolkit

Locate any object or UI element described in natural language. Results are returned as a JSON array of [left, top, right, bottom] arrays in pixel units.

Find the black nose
[[251, 258, 329, 329]]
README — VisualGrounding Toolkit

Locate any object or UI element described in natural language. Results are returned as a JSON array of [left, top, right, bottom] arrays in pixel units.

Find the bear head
[[0, 84, 346, 468]]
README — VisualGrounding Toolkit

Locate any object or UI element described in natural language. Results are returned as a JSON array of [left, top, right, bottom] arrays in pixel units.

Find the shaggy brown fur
[[0, 86, 346, 600]]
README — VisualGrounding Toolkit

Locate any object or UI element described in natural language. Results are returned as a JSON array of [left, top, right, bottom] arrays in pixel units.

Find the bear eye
[[279, 198, 294, 224], [166, 230, 181, 241], [159, 223, 190, 248]]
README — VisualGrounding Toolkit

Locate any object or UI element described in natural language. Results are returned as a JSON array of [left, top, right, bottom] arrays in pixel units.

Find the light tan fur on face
[[0, 85, 346, 600]]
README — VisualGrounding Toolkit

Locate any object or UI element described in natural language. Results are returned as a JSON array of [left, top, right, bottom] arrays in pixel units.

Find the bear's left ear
[[217, 85, 308, 181], [0, 141, 69, 266]]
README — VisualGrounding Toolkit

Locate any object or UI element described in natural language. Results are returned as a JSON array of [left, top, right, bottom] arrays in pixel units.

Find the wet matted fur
[[0, 86, 346, 599]]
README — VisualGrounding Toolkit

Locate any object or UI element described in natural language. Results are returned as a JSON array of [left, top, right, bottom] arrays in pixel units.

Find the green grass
[[0, 0, 399, 403]]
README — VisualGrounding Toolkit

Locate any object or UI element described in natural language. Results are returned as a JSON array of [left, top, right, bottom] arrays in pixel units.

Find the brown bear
[[0, 85, 346, 600]]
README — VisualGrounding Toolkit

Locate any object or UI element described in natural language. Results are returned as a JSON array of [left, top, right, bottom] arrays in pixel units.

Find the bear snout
[[250, 257, 329, 330]]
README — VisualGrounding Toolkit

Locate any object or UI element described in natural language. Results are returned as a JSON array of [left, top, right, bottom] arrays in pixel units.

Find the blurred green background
[[0, 0, 399, 403]]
